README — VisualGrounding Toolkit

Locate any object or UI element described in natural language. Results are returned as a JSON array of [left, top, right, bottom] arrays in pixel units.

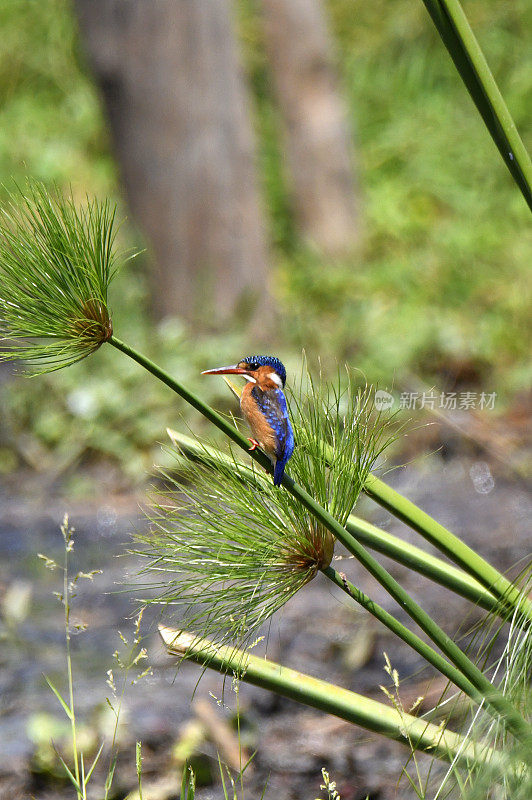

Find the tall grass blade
[[43, 674, 73, 720], [104, 757, 117, 800], [180, 762, 196, 800], [80, 752, 86, 796], [136, 741, 144, 800], [85, 741, 105, 784], [53, 746, 81, 793]]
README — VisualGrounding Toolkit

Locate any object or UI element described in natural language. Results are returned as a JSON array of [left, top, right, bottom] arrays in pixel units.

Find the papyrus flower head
[[0, 182, 120, 372]]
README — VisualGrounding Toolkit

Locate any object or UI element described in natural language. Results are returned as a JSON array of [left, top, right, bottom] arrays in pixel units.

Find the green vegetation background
[[0, 0, 530, 487]]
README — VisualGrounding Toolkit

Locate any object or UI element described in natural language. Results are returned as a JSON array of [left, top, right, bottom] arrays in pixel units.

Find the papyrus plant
[[0, 183, 531, 757], [0, 184, 528, 618], [135, 377, 396, 649], [1, 1, 530, 788]]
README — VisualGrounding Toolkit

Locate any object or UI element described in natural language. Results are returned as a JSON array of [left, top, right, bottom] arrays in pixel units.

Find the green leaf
[[104, 755, 117, 799], [43, 674, 73, 720], [53, 746, 81, 792], [85, 741, 105, 784]]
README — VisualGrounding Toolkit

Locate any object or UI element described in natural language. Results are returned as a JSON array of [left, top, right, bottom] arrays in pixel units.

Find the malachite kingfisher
[[202, 355, 295, 486]]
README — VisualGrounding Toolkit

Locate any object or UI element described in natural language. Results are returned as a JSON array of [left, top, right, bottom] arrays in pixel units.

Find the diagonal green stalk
[[108, 336, 531, 742], [321, 565, 484, 707], [168, 429, 500, 615], [159, 626, 500, 770], [344, 515, 499, 613], [364, 474, 532, 621], [170, 396, 529, 623], [165, 432, 504, 709], [321, 565, 510, 711], [165, 433, 516, 704], [109, 337, 261, 457], [280, 471, 531, 743], [421, 0, 532, 209], [308, 425, 530, 622]]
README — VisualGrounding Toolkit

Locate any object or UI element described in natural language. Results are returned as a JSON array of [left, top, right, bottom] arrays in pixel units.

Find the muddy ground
[[0, 420, 530, 800]]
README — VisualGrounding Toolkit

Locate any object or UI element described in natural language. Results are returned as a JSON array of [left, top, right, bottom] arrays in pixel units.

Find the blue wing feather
[[251, 387, 294, 485]]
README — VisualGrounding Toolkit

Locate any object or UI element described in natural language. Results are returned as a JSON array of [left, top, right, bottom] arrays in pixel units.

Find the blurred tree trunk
[[75, 0, 269, 324], [260, 0, 360, 255]]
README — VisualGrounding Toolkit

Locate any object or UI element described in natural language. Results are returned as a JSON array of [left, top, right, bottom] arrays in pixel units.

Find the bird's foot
[[247, 438, 260, 451]]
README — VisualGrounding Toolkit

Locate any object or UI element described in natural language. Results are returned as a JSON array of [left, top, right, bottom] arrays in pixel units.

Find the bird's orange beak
[[201, 364, 249, 376]]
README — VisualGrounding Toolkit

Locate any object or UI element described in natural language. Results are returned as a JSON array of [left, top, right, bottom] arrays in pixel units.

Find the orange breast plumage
[[240, 383, 278, 456]]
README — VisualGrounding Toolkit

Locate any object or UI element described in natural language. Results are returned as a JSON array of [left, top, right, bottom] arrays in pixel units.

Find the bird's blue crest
[[240, 355, 287, 387]]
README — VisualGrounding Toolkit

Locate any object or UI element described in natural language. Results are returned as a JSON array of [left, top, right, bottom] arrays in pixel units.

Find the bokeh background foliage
[[0, 0, 530, 483]]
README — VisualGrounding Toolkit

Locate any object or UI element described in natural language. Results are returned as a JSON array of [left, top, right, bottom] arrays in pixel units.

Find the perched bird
[[202, 355, 295, 486]]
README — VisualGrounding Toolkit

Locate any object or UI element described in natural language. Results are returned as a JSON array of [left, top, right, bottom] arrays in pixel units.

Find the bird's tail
[[273, 458, 287, 487]]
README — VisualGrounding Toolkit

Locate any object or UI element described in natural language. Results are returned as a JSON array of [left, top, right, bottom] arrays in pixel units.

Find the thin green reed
[[421, 0, 532, 209]]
